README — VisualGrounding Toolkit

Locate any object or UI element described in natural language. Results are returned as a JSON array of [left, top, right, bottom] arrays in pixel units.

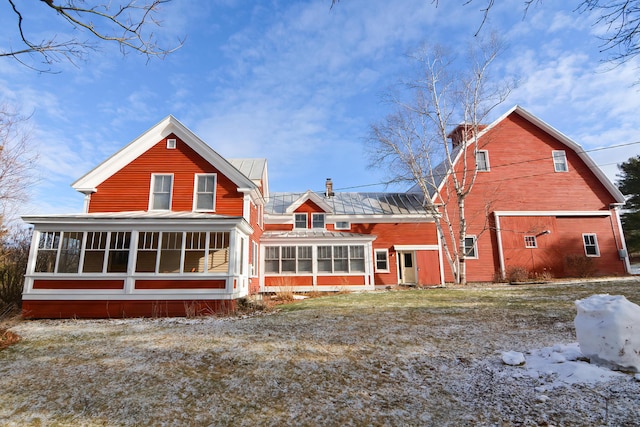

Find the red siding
[[22, 300, 236, 319], [316, 275, 367, 286], [135, 279, 226, 289], [438, 112, 626, 282], [264, 276, 313, 287], [32, 279, 124, 289], [88, 134, 243, 215], [353, 222, 440, 286]]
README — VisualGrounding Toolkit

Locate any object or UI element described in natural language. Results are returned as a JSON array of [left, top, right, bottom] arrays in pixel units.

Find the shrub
[[0, 227, 31, 314], [506, 266, 530, 283], [564, 255, 596, 278]]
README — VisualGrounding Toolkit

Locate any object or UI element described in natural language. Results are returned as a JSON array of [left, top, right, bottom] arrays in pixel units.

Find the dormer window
[[194, 174, 217, 211], [312, 213, 325, 229], [150, 174, 173, 210], [294, 213, 308, 229]]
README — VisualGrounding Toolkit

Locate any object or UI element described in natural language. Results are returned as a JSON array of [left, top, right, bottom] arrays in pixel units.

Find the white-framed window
[[265, 244, 366, 274], [583, 233, 600, 257], [335, 221, 351, 230], [150, 174, 173, 210], [297, 246, 313, 273], [476, 150, 490, 172], [524, 235, 537, 248], [166, 138, 177, 149], [194, 174, 217, 211], [464, 235, 478, 259], [552, 150, 568, 172], [312, 213, 325, 229], [294, 213, 308, 229], [375, 249, 389, 272]]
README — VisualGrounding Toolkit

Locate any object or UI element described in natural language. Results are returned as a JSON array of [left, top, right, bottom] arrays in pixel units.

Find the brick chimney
[[325, 178, 334, 198]]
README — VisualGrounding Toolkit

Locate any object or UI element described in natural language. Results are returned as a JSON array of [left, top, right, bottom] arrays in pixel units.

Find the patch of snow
[[575, 294, 640, 372], [503, 343, 627, 390], [501, 350, 525, 366]]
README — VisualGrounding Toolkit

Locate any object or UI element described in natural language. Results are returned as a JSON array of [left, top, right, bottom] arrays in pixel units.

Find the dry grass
[[1, 278, 639, 426]]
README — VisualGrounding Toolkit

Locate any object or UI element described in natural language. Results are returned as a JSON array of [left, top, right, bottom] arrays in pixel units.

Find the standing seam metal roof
[[265, 192, 426, 215]]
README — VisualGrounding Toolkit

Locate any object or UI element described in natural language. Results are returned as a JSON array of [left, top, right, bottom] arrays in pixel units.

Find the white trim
[[192, 173, 217, 212], [494, 214, 506, 280], [582, 233, 600, 257], [285, 190, 334, 214], [612, 206, 631, 273], [494, 210, 612, 217], [393, 244, 439, 251]]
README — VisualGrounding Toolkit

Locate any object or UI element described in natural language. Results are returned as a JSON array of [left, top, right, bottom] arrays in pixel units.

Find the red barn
[[418, 106, 629, 282], [20, 106, 629, 318]]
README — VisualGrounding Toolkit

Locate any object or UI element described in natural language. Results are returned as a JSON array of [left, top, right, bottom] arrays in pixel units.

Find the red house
[[21, 106, 630, 318]]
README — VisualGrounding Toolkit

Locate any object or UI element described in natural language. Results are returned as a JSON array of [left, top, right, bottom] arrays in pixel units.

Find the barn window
[[583, 234, 600, 257], [464, 236, 478, 258], [476, 150, 490, 171], [524, 236, 537, 248], [552, 150, 568, 172]]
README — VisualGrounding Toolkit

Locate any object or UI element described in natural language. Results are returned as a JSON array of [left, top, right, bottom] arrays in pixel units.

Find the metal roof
[[265, 192, 426, 215], [262, 230, 374, 240], [228, 158, 267, 181]]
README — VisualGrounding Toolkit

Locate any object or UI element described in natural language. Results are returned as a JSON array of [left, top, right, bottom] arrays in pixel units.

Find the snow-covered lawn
[[1, 279, 640, 426]]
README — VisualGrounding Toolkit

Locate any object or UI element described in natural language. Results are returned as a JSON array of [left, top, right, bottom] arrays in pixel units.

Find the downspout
[[494, 212, 506, 280]]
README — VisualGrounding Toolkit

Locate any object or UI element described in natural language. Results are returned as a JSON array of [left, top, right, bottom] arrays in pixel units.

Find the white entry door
[[398, 251, 416, 284]]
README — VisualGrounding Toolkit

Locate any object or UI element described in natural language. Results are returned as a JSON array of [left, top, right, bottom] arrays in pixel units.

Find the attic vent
[[166, 139, 177, 149]]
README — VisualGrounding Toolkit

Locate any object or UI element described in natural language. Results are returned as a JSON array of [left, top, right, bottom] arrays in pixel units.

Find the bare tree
[[3, 0, 182, 71], [368, 36, 512, 284], [331, 0, 640, 65], [0, 106, 37, 231]]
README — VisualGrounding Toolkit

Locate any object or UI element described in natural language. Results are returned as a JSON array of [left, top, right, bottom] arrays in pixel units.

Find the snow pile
[[575, 294, 640, 373], [501, 350, 525, 366]]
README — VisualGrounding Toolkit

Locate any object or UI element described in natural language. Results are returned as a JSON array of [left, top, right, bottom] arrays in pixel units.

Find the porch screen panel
[[350, 246, 365, 273], [297, 246, 312, 273], [159, 232, 182, 273], [184, 232, 207, 273], [318, 246, 332, 273], [136, 232, 159, 272], [83, 232, 107, 273], [333, 245, 349, 272], [107, 232, 131, 273], [265, 246, 280, 273], [208, 232, 230, 273], [58, 232, 83, 273], [281, 246, 296, 273], [35, 231, 60, 273]]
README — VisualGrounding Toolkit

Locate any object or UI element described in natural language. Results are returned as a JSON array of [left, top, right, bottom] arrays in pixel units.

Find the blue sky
[[1, 0, 639, 218]]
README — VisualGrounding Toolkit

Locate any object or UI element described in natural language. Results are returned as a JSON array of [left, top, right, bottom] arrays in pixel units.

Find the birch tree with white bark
[[368, 36, 513, 284]]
